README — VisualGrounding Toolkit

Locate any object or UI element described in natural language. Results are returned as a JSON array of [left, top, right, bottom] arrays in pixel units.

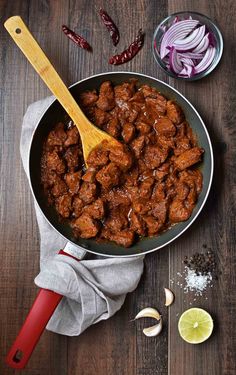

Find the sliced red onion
[[160, 19, 199, 58], [194, 45, 216, 73], [169, 47, 183, 73], [179, 56, 194, 66], [172, 25, 206, 51], [179, 64, 194, 77], [159, 17, 219, 78], [172, 16, 180, 24], [192, 32, 210, 53], [178, 52, 204, 59]]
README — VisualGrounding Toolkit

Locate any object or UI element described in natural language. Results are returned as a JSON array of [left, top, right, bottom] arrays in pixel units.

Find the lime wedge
[[178, 308, 213, 344]]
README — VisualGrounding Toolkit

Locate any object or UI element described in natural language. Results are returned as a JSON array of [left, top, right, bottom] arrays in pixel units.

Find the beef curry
[[41, 80, 203, 247]]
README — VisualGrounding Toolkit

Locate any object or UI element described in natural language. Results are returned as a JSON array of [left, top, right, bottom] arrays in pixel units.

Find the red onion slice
[[194, 46, 216, 73], [193, 32, 210, 53], [172, 25, 205, 51], [169, 47, 183, 73], [179, 56, 194, 66], [172, 16, 180, 25], [179, 64, 194, 77], [160, 19, 199, 58], [178, 52, 204, 59]]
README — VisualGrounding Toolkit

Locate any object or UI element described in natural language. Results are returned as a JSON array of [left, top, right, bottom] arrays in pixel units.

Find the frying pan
[[30, 71, 214, 256], [6, 72, 213, 368]]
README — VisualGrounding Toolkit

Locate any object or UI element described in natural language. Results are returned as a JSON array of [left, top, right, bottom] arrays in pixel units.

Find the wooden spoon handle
[[4, 16, 89, 133]]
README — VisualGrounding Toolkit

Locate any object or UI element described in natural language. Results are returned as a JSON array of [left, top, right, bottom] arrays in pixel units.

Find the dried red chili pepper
[[109, 29, 144, 65], [99, 8, 120, 46], [62, 25, 91, 51]]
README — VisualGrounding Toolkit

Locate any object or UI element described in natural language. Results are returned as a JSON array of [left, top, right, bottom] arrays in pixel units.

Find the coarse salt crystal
[[184, 267, 212, 296]]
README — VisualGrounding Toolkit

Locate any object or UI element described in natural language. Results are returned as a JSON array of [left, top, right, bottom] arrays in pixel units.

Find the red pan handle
[[6, 289, 63, 369], [6, 249, 81, 369]]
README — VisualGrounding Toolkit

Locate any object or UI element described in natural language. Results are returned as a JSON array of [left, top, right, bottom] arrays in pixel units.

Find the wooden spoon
[[4, 16, 120, 162]]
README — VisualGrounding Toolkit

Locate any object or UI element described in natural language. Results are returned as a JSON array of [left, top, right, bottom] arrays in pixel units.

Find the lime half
[[178, 308, 214, 344]]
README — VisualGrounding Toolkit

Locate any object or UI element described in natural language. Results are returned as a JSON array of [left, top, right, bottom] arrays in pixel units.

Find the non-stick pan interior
[[29, 72, 213, 257]]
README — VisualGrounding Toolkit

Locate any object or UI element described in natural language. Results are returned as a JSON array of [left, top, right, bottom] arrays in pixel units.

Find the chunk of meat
[[41, 170, 58, 188], [79, 90, 98, 107], [122, 122, 135, 143], [175, 181, 190, 201], [103, 189, 131, 208], [106, 117, 120, 138], [169, 200, 191, 223], [179, 169, 203, 194], [46, 150, 65, 174], [64, 126, 79, 147], [139, 177, 155, 199], [82, 168, 97, 183], [56, 194, 72, 218], [79, 182, 97, 204], [65, 171, 82, 195], [72, 196, 84, 217], [186, 125, 197, 146], [46, 123, 67, 147], [129, 211, 146, 236], [140, 169, 154, 180], [83, 198, 105, 220], [102, 228, 135, 247], [174, 137, 191, 156], [124, 167, 139, 187], [152, 201, 167, 225], [105, 208, 128, 231], [154, 162, 170, 180], [152, 182, 165, 200], [51, 176, 68, 197], [130, 135, 145, 158], [87, 146, 109, 168], [143, 145, 168, 169], [145, 96, 167, 116], [96, 81, 115, 111], [143, 215, 161, 235], [141, 85, 162, 99], [96, 163, 120, 189], [176, 121, 187, 137], [133, 199, 151, 214], [126, 103, 140, 123], [174, 147, 204, 170], [154, 117, 176, 137], [64, 146, 80, 171], [114, 82, 135, 102], [94, 107, 110, 127], [109, 146, 133, 170], [136, 121, 151, 135], [129, 90, 145, 105], [73, 213, 100, 238], [166, 100, 184, 124]]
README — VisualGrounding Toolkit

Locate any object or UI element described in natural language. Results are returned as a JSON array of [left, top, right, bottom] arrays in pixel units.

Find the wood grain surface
[[0, 1, 235, 374]]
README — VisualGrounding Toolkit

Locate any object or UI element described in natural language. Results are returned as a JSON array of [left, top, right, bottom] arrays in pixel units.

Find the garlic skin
[[133, 307, 163, 337], [143, 319, 163, 337], [164, 287, 175, 306], [134, 307, 161, 321]]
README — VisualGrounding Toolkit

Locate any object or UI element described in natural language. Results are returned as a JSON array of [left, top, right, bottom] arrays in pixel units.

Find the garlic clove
[[143, 319, 163, 337], [164, 287, 175, 306], [134, 307, 161, 321]]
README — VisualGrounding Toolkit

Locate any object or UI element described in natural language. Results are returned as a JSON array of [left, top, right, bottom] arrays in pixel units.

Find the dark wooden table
[[1, 1, 235, 374]]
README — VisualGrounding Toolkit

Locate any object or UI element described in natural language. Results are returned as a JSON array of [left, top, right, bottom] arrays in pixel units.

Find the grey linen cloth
[[20, 96, 144, 336]]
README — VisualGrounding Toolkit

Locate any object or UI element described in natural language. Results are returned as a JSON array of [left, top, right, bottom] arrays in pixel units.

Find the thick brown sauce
[[41, 80, 204, 247]]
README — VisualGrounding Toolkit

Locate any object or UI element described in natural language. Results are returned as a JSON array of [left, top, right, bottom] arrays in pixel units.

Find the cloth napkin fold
[[20, 96, 144, 336]]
